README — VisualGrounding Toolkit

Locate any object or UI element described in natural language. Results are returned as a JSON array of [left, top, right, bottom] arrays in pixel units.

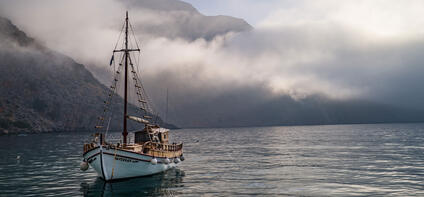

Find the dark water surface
[[1, 123, 424, 196]]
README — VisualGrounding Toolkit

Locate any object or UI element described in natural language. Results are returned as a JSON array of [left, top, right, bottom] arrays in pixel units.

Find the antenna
[[165, 88, 169, 123]]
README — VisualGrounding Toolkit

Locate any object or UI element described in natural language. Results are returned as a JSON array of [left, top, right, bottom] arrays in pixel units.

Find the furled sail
[[127, 115, 149, 124]]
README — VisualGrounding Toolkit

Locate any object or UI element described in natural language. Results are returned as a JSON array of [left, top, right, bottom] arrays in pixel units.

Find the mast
[[110, 11, 140, 146], [123, 11, 129, 146]]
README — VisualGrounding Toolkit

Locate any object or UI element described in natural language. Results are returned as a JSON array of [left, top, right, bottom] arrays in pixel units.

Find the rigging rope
[[95, 15, 165, 137], [113, 22, 125, 51], [129, 20, 141, 51], [128, 55, 158, 118]]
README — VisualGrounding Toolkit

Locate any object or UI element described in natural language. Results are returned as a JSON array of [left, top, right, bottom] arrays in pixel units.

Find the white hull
[[83, 146, 179, 181]]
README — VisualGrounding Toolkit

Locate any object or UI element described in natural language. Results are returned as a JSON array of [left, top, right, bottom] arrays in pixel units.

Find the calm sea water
[[1, 123, 424, 196]]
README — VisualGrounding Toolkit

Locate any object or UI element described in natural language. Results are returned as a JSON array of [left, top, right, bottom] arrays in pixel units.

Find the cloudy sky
[[1, 0, 424, 126], [168, 0, 424, 107], [186, 0, 424, 35]]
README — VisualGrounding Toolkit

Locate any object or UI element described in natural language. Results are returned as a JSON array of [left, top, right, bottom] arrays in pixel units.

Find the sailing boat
[[80, 12, 184, 181]]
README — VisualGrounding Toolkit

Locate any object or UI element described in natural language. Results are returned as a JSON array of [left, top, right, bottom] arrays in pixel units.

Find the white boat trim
[[83, 146, 180, 181]]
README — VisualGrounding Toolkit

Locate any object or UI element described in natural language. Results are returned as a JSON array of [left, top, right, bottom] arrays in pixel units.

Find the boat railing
[[144, 142, 183, 152], [84, 139, 183, 156], [83, 143, 97, 153]]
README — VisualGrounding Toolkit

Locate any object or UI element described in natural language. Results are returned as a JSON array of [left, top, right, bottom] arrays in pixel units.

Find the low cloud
[[1, 0, 424, 127]]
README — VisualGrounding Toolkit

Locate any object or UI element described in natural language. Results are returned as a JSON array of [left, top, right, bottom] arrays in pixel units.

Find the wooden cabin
[[134, 125, 169, 144]]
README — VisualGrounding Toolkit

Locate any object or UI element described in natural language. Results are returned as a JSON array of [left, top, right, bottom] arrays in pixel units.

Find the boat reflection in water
[[80, 168, 185, 196]]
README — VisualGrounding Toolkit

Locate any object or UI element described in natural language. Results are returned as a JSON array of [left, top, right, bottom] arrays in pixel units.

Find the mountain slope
[[119, 0, 253, 40], [0, 17, 169, 134]]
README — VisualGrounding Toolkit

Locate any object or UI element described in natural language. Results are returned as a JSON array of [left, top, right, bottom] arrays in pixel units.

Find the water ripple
[[1, 124, 424, 196]]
